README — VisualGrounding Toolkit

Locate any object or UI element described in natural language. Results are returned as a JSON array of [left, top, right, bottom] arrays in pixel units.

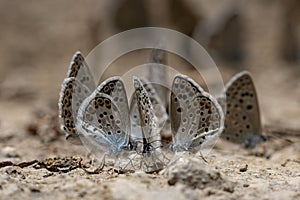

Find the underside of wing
[[133, 77, 159, 142], [77, 92, 130, 152], [97, 76, 130, 136], [67, 51, 96, 91], [59, 51, 96, 144], [170, 74, 224, 152], [219, 71, 262, 148], [58, 77, 94, 144], [130, 77, 168, 137]]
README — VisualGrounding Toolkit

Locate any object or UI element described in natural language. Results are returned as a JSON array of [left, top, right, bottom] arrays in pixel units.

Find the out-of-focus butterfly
[[217, 71, 266, 148]]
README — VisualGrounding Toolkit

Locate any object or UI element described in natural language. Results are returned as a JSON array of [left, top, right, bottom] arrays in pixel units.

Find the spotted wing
[[133, 77, 160, 144], [58, 52, 96, 144], [66, 51, 95, 90], [170, 74, 224, 153], [97, 76, 130, 137], [77, 91, 130, 153], [143, 79, 168, 129], [133, 77, 169, 172], [147, 47, 168, 107], [218, 71, 263, 148], [58, 77, 93, 144], [130, 77, 168, 140]]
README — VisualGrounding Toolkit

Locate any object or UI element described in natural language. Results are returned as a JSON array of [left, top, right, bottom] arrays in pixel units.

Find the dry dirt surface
[[0, 115, 299, 199], [0, 0, 300, 199]]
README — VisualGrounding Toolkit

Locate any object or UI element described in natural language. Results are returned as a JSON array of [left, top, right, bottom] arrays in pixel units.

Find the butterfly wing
[[133, 77, 159, 144], [97, 76, 131, 139], [147, 47, 168, 108], [130, 46, 168, 137], [133, 77, 169, 172], [77, 91, 130, 155], [218, 71, 263, 148], [66, 51, 95, 90], [143, 79, 168, 129], [58, 78, 95, 145], [130, 77, 168, 141], [129, 94, 143, 141], [170, 75, 224, 153], [58, 52, 96, 144]]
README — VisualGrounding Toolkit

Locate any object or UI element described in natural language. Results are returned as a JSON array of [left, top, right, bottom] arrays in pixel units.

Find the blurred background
[[0, 0, 299, 136]]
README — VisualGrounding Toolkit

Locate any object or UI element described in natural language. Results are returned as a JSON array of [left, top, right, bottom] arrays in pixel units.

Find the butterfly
[[75, 75, 168, 172], [130, 77, 168, 140], [58, 51, 96, 145], [147, 45, 168, 108], [217, 71, 266, 148], [170, 74, 224, 155], [130, 46, 169, 143], [132, 77, 169, 172], [76, 76, 136, 170]]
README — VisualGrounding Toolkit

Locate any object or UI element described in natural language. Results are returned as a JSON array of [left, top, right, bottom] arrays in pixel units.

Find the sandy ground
[[0, 0, 299, 199]]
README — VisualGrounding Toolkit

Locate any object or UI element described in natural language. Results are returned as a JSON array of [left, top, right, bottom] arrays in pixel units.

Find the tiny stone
[[1, 146, 19, 158], [239, 164, 248, 172]]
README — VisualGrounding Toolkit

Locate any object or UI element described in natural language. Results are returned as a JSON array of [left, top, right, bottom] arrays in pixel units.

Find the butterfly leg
[[81, 155, 106, 174], [116, 153, 139, 173], [199, 151, 208, 164]]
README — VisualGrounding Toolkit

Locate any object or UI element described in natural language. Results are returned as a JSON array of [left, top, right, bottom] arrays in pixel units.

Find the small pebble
[[1, 146, 19, 158], [239, 164, 248, 172]]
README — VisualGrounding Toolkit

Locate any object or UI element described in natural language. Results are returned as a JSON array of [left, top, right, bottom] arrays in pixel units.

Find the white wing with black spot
[[97, 76, 131, 138], [133, 77, 159, 144], [76, 89, 130, 155], [66, 51, 95, 90], [58, 52, 96, 144], [133, 77, 168, 172], [170, 74, 224, 153], [130, 77, 168, 140]]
